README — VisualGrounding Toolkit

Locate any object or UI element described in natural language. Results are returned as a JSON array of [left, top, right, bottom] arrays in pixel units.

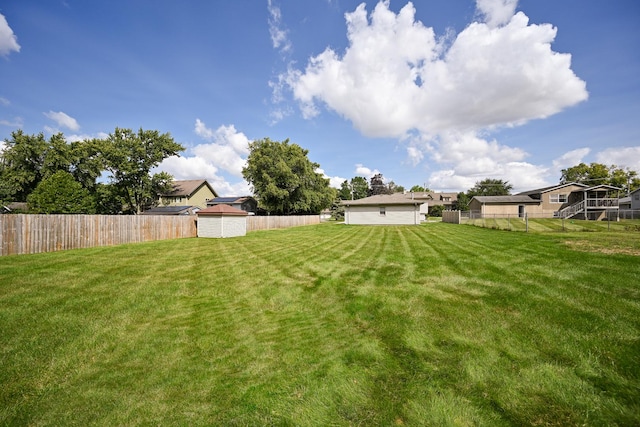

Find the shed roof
[[197, 204, 248, 216]]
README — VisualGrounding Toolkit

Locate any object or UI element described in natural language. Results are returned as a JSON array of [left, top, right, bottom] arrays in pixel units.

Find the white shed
[[197, 204, 248, 238], [341, 193, 424, 225]]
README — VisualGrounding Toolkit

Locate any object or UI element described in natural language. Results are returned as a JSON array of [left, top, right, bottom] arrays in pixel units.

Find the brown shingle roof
[[162, 180, 218, 197], [198, 204, 248, 216]]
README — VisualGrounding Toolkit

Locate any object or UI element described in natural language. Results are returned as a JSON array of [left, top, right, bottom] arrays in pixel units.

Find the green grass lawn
[[1, 223, 639, 426]]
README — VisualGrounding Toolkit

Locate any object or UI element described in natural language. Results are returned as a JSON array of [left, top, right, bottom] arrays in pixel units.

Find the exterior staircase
[[555, 200, 585, 219]]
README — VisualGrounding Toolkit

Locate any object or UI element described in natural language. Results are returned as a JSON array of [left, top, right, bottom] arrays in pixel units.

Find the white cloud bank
[[278, 0, 590, 192], [0, 14, 20, 56]]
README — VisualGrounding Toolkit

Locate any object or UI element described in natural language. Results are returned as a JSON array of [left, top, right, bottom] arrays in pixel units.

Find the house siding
[[162, 183, 217, 209], [469, 201, 523, 216], [538, 184, 585, 214], [345, 204, 421, 225], [632, 189, 640, 210]]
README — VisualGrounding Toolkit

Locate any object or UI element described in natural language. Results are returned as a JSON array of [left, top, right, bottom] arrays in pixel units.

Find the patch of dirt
[[564, 240, 640, 256]]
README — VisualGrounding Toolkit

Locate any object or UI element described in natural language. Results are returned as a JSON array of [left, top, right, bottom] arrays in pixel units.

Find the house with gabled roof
[[341, 193, 424, 225], [158, 180, 218, 210], [468, 182, 623, 220]]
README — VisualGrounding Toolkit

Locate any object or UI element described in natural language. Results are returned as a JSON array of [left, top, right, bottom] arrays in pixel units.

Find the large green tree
[[0, 130, 105, 205], [467, 179, 513, 197], [242, 138, 335, 215], [454, 179, 512, 211], [338, 176, 369, 200], [369, 173, 392, 196], [0, 130, 50, 202], [560, 162, 640, 193], [27, 171, 96, 214], [100, 128, 183, 214]]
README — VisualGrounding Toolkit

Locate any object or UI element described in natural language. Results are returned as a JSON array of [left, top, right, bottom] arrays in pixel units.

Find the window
[[635, 194, 640, 201], [550, 194, 567, 203], [379, 207, 386, 216]]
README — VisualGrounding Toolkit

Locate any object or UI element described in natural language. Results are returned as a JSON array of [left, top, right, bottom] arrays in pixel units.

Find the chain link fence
[[455, 210, 640, 232]]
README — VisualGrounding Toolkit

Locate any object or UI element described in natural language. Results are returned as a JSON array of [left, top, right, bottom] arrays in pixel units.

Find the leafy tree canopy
[[338, 176, 369, 200], [27, 171, 96, 214], [0, 130, 50, 202], [560, 162, 639, 193], [467, 178, 513, 197], [369, 173, 392, 196], [387, 181, 405, 193], [100, 128, 183, 214], [410, 185, 431, 193], [242, 138, 335, 215], [1, 128, 182, 214]]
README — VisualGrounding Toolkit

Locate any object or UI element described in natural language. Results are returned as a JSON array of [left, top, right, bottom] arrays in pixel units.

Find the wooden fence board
[[0, 214, 197, 256], [0, 214, 320, 256]]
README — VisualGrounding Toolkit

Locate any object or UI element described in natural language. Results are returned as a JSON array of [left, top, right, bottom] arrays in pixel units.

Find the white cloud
[[157, 120, 252, 196], [476, 0, 518, 28], [0, 116, 23, 127], [552, 147, 590, 170], [424, 132, 549, 192], [0, 14, 20, 56], [284, 2, 586, 138], [192, 120, 249, 176], [279, 1, 588, 192], [596, 147, 640, 173], [317, 167, 346, 188], [0, 97, 10, 106], [267, 0, 291, 53], [354, 163, 380, 179], [66, 132, 109, 143], [43, 111, 80, 131]]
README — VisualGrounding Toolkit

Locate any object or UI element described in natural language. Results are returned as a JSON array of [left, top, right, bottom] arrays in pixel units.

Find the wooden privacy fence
[[0, 214, 197, 256], [0, 214, 321, 256], [246, 215, 320, 232]]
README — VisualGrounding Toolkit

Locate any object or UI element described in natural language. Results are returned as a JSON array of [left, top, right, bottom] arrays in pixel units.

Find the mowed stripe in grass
[[1, 223, 639, 426]]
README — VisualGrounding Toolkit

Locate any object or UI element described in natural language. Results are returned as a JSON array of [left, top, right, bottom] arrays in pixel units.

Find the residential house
[[341, 193, 424, 225], [416, 191, 458, 218], [159, 180, 218, 210], [206, 196, 258, 215], [619, 187, 640, 219], [468, 182, 622, 220]]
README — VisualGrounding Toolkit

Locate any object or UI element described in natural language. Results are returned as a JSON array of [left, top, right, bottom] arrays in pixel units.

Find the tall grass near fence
[[1, 223, 639, 425], [462, 214, 640, 233]]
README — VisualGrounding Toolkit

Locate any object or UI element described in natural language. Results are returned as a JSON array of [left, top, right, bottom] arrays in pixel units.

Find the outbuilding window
[[380, 207, 386, 216]]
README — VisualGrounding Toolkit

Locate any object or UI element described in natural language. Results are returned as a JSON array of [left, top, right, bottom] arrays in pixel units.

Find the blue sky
[[1, 0, 639, 195]]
